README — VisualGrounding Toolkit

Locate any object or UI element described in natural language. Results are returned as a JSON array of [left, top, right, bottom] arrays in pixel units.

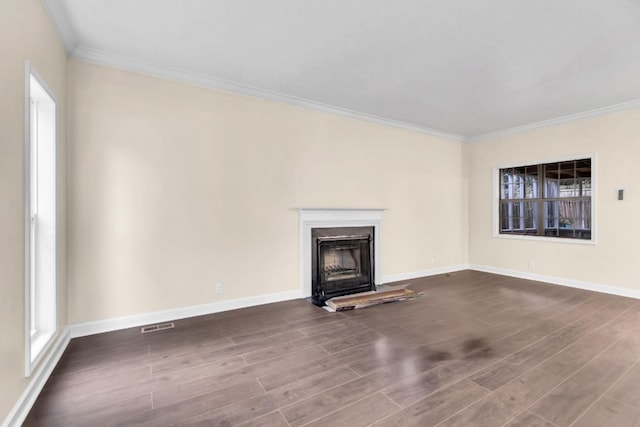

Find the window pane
[[500, 178, 523, 199], [502, 183, 516, 200], [500, 171, 512, 186], [576, 159, 592, 178], [500, 202, 520, 231], [544, 179, 558, 198], [544, 162, 559, 180], [559, 179, 577, 197], [524, 174, 538, 198], [512, 180, 523, 199], [557, 199, 592, 230], [558, 199, 578, 229], [559, 161, 575, 179], [524, 201, 537, 229], [512, 202, 522, 229], [582, 200, 592, 229], [513, 166, 525, 176], [500, 182, 508, 199], [500, 203, 510, 230], [578, 178, 592, 197]]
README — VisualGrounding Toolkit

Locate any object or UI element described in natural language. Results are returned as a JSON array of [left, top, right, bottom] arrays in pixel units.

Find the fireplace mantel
[[299, 208, 385, 298]]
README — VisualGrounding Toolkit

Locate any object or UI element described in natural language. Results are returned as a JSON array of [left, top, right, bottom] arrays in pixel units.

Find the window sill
[[29, 329, 56, 375], [493, 233, 596, 245]]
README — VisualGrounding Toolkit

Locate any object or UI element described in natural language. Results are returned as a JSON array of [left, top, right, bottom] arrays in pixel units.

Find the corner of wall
[[1, 329, 70, 427], [460, 141, 470, 266]]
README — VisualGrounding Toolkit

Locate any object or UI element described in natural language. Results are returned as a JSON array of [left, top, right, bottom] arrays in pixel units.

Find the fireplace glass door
[[312, 227, 374, 304]]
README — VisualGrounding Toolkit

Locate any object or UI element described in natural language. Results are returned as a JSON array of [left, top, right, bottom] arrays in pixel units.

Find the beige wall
[[66, 60, 466, 324], [468, 108, 640, 290], [0, 0, 68, 421]]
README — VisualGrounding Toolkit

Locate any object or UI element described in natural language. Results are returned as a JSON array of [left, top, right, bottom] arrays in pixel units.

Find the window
[[25, 65, 57, 375], [499, 158, 592, 240]]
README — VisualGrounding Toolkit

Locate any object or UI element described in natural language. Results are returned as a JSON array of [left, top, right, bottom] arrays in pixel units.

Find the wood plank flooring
[[23, 271, 640, 426]]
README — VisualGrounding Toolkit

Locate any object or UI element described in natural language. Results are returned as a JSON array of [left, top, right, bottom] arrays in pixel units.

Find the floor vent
[[141, 322, 175, 334]]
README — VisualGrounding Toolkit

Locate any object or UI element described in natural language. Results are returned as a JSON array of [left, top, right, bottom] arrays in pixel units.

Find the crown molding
[[466, 98, 640, 143], [41, 0, 76, 54], [64, 46, 640, 145], [42, 2, 640, 144], [70, 46, 464, 142]]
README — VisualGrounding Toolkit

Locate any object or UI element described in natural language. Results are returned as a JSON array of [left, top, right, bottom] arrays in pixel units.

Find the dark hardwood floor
[[24, 271, 640, 426]]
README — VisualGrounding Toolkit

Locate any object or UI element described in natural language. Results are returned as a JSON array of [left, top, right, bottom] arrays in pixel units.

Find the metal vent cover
[[141, 322, 175, 334]]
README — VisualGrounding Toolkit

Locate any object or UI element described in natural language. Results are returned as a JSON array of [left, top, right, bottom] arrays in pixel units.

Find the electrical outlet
[[431, 257, 436, 265], [215, 283, 223, 294], [528, 260, 536, 269]]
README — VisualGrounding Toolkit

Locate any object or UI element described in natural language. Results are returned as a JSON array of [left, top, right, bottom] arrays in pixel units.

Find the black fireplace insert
[[311, 226, 374, 306]]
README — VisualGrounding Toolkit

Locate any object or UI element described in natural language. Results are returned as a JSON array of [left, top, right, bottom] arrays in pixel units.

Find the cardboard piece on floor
[[325, 287, 417, 311]]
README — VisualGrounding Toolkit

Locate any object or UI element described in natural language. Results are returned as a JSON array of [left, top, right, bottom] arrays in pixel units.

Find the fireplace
[[311, 226, 375, 305], [298, 208, 384, 301]]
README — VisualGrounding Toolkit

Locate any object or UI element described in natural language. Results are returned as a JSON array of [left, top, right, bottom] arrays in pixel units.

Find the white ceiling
[[44, 0, 640, 141]]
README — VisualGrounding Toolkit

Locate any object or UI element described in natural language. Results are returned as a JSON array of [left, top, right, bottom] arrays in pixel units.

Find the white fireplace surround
[[299, 208, 384, 298]]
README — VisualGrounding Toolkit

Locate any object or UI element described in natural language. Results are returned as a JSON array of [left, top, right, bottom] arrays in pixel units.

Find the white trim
[[491, 233, 596, 245], [70, 290, 301, 338], [67, 47, 640, 145], [68, 264, 640, 340], [41, 0, 77, 54], [469, 264, 640, 300], [298, 208, 385, 298], [67, 49, 640, 145], [68, 47, 464, 142], [23, 62, 31, 381], [40, 1, 640, 144], [467, 99, 640, 143], [2, 328, 70, 427], [382, 264, 469, 284], [37, 2, 640, 145]]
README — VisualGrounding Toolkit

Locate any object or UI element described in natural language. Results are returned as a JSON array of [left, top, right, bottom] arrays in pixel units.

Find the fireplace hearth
[[311, 226, 375, 306]]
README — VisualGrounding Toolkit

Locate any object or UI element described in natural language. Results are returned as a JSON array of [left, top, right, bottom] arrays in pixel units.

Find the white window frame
[[492, 154, 597, 245], [25, 62, 58, 376]]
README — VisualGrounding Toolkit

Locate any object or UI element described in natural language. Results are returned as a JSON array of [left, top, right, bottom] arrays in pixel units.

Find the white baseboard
[[469, 264, 640, 300], [68, 264, 473, 339], [2, 328, 70, 427], [70, 289, 302, 338], [382, 264, 470, 284]]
